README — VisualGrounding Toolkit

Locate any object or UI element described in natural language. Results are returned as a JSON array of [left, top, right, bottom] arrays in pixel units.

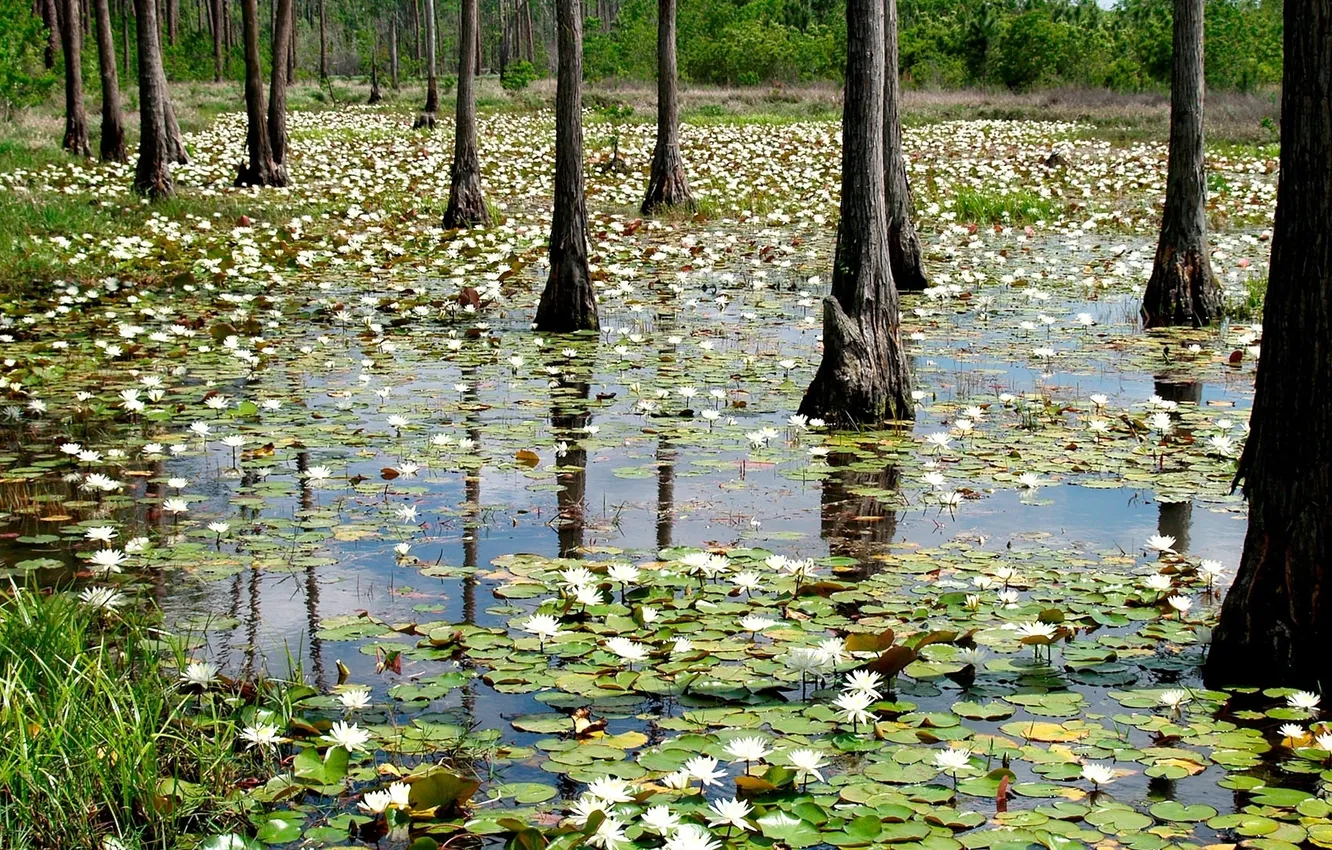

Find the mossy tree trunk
[[798, 0, 912, 426], [92, 0, 125, 162], [442, 0, 491, 229], [640, 0, 693, 215], [1141, 0, 1221, 328], [534, 0, 599, 333], [1205, 0, 1332, 691], [883, 0, 926, 292]]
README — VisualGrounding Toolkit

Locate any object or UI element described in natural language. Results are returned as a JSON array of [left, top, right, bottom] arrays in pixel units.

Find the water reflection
[[1158, 498, 1193, 556], [1154, 376, 1203, 405], [820, 452, 901, 578], [550, 378, 590, 559], [655, 437, 676, 550]]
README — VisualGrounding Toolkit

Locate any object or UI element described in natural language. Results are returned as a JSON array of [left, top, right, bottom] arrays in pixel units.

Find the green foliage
[[950, 187, 1061, 225], [0, 0, 54, 118], [500, 59, 538, 91]]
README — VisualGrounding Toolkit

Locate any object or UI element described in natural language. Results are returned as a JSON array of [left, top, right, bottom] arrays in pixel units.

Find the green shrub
[[501, 59, 538, 91]]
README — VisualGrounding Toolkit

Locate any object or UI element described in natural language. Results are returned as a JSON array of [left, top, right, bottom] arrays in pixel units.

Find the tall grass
[[949, 187, 1062, 225], [0, 588, 240, 850]]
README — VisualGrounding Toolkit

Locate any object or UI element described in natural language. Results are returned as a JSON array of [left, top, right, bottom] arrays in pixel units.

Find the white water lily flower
[[79, 586, 125, 611], [1287, 690, 1321, 712], [1081, 763, 1115, 786], [358, 789, 392, 814], [640, 804, 681, 835], [586, 776, 634, 804], [1158, 689, 1191, 709], [387, 781, 411, 808], [706, 796, 755, 832], [844, 670, 884, 699], [724, 736, 771, 763], [325, 720, 372, 752], [934, 747, 974, 775], [240, 723, 282, 750], [833, 690, 875, 727], [665, 824, 722, 850], [786, 748, 826, 783], [338, 687, 372, 710], [740, 615, 778, 635], [1145, 534, 1176, 554], [684, 754, 726, 787], [523, 614, 561, 641], [180, 660, 219, 687]]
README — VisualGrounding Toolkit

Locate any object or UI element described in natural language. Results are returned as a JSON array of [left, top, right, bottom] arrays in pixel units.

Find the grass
[[0, 587, 241, 850], [1224, 274, 1267, 322], [949, 187, 1062, 225]]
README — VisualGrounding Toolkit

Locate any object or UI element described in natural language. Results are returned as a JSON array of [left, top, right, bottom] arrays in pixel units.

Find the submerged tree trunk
[[442, 0, 490, 228], [132, 0, 174, 197], [413, 0, 438, 128], [798, 0, 912, 426], [235, 0, 279, 184], [267, 0, 293, 180], [883, 0, 926, 292], [534, 0, 598, 333], [640, 0, 692, 215], [1141, 0, 1221, 328], [92, 0, 125, 161], [1204, 0, 1332, 691], [60, 0, 90, 156]]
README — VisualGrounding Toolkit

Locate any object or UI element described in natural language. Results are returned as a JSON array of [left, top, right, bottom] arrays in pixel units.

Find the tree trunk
[[93, 0, 125, 161], [121, 0, 129, 77], [318, 0, 326, 78], [1204, 0, 1332, 691], [235, 0, 279, 184], [165, 0, 175, 43], [162, 71, 189, 162], [883, 0, 926, 292], [285, 0, 294, 83], [368, 24, 382, 103], [413, 0, 421, 62], [413, 0, 437, 127], [211, 0, 223, 79], [443, 0, 490, 228], [534, 0, 598, 333], [798, 0, 912, 426], [640, 0, 693, 215], [524, 0, 533, 61], [267, 0, 293, 180], [60, 0, 91, 156], [42, 0, 60, 69], [1141, 0, 1221, 328], [389, 11, 398, 88], [132, 0, 174, 197]]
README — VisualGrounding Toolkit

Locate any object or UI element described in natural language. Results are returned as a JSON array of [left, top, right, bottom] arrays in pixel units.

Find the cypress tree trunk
[[235, 0, 279, 184], [267, 0, 293, 181], [60, 0, 91, 156], [413, 0, 437, 128], [883, 0, 926, 292], [442, 0, 490, 229], [212, 0, 224, 80], [368, 24, 383, 103], [285, 0, 294, 82], [1141, 0, 1221, 328], [798, 0, 912, 426], [1204, 0, 1332, 691], [93, 0, 125, 161], [534, 0, 598, 333], [42, 0, 60, 69], [132, 0, 174, 197], [162, 75, 189, 162], [640, 0, 692, 215], [318, 0, 326, 78], [165, 0, 176, 43], [390, 11, 398, 88]]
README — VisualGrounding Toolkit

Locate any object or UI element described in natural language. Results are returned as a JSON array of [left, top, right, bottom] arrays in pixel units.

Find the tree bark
[[42, 0, 60, 69], [132, 0, 174, 197], [165, 0, 176, 43], [883, 0, 926, 292], [318, 0, 326, 78], [368, 22, 382, 103], [93, 0, 125, 161], [267, 0, 293, 180], [1204, 0, 1332, 691], [162, 70, 189, 163], [534, 0, 598, 333], [285, 0, 295, 83], [389, 11, 398, 88], [60, 0, 91, 156], [1142, 0, 1221, 328], [235, 0, 279, 184], [640, 0, 693, 215], [211, 0, 224, 79], [413, 0, 438, 128], [443, 0, 490, 228], [798, 0, 912, 426]]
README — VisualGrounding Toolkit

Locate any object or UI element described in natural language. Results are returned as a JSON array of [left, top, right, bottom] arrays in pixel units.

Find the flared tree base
[[1142, 245, 1221, 328], [412, 111, 437, 130], [888, 218, 928, 293], [535, 260, 599, 333], [798, 296, 913, 426], [443, 182, 490, 230], [641, 145, 694, 216]]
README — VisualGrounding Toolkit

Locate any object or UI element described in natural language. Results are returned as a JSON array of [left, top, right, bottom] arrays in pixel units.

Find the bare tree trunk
[[413, 0, 437, 127], [798, 0, 912, 426], [534, 0, 597, 332], [93, 0, 125, 161], [317, 0, 326, 78], [443, 0, 490, 228], [883, 0, 926, 292], [524, 0, 533, 61], [165, 0, 175, 43], [390, 10, 398, 88], [267, 0, 293, 180], [133, 0, 174, 197], [235, 0, 279, 184], [121, 0, 129, 77], [162, 72, 189, 162], [640, 0, 692, 214], [1205, 0, 1332, 691], [497, 0, 507, 76], [1142, 0, 1221, 328], [211, 0, 223, 79], [368, 21, 382, 103], [60, 0, 91, 156], [42, 0, 60, 68], [285, 0, 295, 82], [413, 0, 421, 62]]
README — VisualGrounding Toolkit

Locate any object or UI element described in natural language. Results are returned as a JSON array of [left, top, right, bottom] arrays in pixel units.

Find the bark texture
[[318, 0, 327, 78], [883, 0, 927, 292], [42, 0, 60, 69], [267, 0, 293, 181], [412, 0, 438, 128], [534, 0, 599, 333], [212, 0, 224, 80], [640, 0, 693, 215], [235, 0, 279, 185], [132, 0, 174, 198], [92, 0, 125, 162], [1141, 0, 1221, 328], [368, 27, 382, 104], [798, 0, 912, 426], [60, 0, 90, 157], [1205, 0, 1332, 691], [442, 0, 490, 229]]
